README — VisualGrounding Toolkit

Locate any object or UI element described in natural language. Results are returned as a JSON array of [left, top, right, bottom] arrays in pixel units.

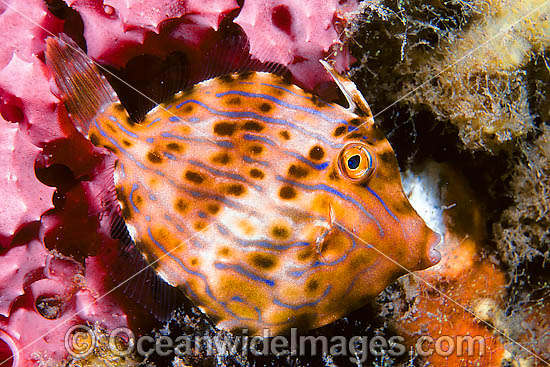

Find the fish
[[46, 35, 441, 336]]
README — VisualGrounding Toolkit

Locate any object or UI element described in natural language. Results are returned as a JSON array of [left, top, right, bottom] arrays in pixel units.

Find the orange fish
[[46, 35, 440, 335]]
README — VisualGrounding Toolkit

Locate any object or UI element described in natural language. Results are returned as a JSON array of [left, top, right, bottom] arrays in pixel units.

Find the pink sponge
[[0, 119, 55, 246], [0, 240, 129, 366], [0, 0, 62, 69], [65, 0, 240, 67], [235, 0, 357, 90]]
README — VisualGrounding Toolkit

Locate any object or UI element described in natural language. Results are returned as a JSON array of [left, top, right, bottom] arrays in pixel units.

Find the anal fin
[[110, 214, 185, 322]]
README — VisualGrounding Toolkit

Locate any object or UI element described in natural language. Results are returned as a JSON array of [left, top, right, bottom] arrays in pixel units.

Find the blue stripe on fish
[[243, 133, 276, 146], [159, 132, 234, 148], [273, 285, 332, 310], [215, 90, 345, 124], [289, 229, 357, 278], [214, 263, 275, 287], [175, 100, 344, 148], [129, 183, 140, 213], [93, 120, 147, 170], [257, 82, 333, 109], [114, 119, 139, 138], [281, 150, 329, 170], [146, 117, 161, 127], [365, 186, 400, 223], [215, 223, 310, 251], [276, 176, 384, 236], [189, 160, 262, 192], [147, 227, 217, 301], [242, 155, 270, 167]]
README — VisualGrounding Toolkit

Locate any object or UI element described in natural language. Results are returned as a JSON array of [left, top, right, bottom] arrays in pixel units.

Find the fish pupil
[[347, 155, 361, 170]]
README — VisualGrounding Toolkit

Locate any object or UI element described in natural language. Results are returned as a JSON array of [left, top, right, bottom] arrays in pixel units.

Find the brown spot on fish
[[369, 127, 386, 141], [226, 97, 241, 105], [306, 279, 319, 292], [147, 151, 163, 164], [392, 200, 412, 214], [259, 103, 272, 113], [212, 152, 231, 165], [89, 132, 99, 145], [379, 151, 395, 164], [271, 225, 290, 239], [349, 118, 361, 126], [121, 206, 131, 219], [250, 253, 277, 270], [242, 120, 264, 132], [280, 75, 293, 85], [166, 142, 183, 152], [122, 139, 132, 147], [279, 130, 290, 140], [225, 183, 245, 196], [249, 145, 263, 155], [219, 74, 235, 84], [103, 145, 118, 154], [328, 168, 339, 181], [105, 123, 117, 133], [237, 71, 254, 80], [334, 125, 346, 137], [185, 170, 204, 184], [181, 85, 195, 97], [194, 221, 206, 230], [297, 249, 312, 261], [291, 313, 316, 332], [207, 203, 220, 214], [249, 168, 264, 179], [310, 95, 325, 107], [288, 164, 308, 178], [219, 247, 230, 257], [190, 258, 199, 266], [279, 185, 297, 199], [309, 146, 325, 160], [182, 105, 193, 114], [214, 122, 237, 136], [175, 199, 188, 213], [113, 102, 125, 112], [347, 132, 363, 140], [134, 194, 143, 205], [268, 87, 284, 96], [116, 187, 131, 220]]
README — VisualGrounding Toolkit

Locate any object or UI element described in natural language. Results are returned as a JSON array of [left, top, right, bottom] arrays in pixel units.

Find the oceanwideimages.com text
[[66, 325, 486, 362]]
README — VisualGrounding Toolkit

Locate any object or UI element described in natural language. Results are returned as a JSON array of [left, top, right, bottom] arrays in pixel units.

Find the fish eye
[[338, 143, 376, 182]]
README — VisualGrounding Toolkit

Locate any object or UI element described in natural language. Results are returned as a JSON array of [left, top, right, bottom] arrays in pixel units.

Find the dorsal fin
[[320, 60, 374, 122], [46, 34, 121, 137], [111, 22, 289, 122]]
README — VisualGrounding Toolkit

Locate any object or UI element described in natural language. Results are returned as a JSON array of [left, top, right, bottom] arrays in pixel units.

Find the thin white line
[[342, 0, 550, 139], [336, 221, 550, 366], [0, 0, 218, 144], [0, 222, 216, 366]]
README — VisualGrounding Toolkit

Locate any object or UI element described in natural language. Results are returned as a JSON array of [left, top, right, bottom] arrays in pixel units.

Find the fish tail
[[46, 34, 119, 137]]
